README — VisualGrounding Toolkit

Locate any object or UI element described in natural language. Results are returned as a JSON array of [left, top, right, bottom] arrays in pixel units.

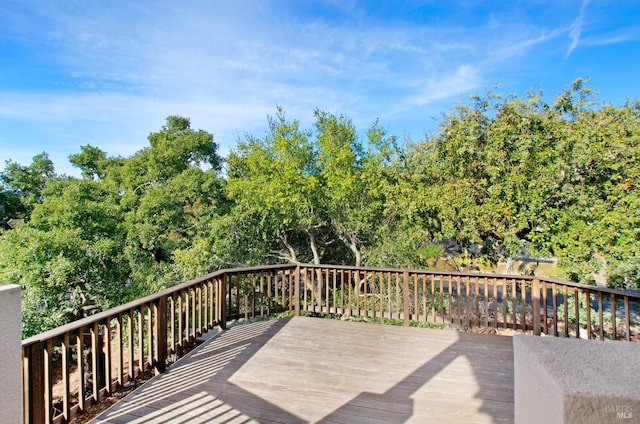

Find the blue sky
[[1, 0, 639, 176]]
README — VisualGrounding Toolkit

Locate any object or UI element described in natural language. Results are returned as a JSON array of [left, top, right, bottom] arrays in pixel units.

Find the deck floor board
[[92, 316, 514, 423]]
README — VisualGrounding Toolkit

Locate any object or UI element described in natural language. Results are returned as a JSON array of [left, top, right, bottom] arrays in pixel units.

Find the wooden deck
[[91, 317, 514, 423]]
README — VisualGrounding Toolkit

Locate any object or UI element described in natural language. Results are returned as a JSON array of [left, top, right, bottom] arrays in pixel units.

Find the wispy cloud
[[1, 0, 636, 175], [566, 0, 591, 57]]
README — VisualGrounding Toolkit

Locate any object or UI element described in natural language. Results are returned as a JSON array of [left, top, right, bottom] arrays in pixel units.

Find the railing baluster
[[197, 283, 203, 332], [127, 312, 134, 380], [137, 307, 144, 375], [439, 274, 445, 324], [421, 274, 427, 322], [117, 313, 124, 387], [521, 279, 527, 331], [363, 270, 369, 317], [456, 276, 462, 326], [177, 292, 183, 348], [511, 279, 517, 330], [204, 280, 210, 328], [169, 296, 175, 353], [294, 266, 301, 316], [446, 275, 452, 324], [552, 282, 558, 336], [542, 281, 548, 335], [77, 327, 86, 413], [147, 304, 154, 369], [491, 277, 497, 329], [259, 272, 264, 316], [598, 291, 604, 340], [218, 275, 227, 329], [320, 268, 325, 313], [183, 289, 190, 344], [563, 286, 569, 337], [586, 290, 592, 340], [430, 274, 436, 323], [387, 271, 393, 320], [402, 271, 410, 326], [62, 333, 70, 421], [610, 293, 617, 340], [210, 279, 216, 327], [467, 277, 473, 328], [413, 273, 419, 321], [156, 297, 168, 373], [104, 319, 112, 393], [235, 272, 240, 318], [624, 296, 631, 341], [273, 271, 279, 312], [44, 340, 52, 424], [191, 286, 197, 337], [476, 277, 489, 328], [394, 272, 400, 321], [574, 288, 580, 338], [247, 275, 252, 319], [91, 322, 99, 403], [267, 272, 272, 315], [289, 269, 294, 311], [332, 269, 337, 314], [310, 267, 315, 312], [502, 278, 507, 329]]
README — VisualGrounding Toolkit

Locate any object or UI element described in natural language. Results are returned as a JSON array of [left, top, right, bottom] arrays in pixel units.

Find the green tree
[[314, 110, 392, 266], [0, 178, 135, 337], [109, 116, 224, 286], [69, 145, 109, 180], [0, 152, 56, 223], [226, 107, 322, 264]]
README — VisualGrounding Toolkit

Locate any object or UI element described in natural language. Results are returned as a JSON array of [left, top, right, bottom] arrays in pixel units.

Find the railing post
[[295, 265, 301, 317], [217, 274, 227, 330], [532, 279, 541, 336], [155, 297, 167, 374], [24, 342, 45, 424], [403, 271, 410, 327]]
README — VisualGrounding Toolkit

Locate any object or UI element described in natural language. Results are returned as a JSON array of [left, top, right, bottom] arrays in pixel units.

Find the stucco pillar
[[0, 284, 22, 424], [514, 334, 640, 424]]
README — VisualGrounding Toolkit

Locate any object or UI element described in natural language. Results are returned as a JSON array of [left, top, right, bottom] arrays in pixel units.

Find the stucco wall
[[0, 284, 22, 424], [514, 335, 640, 424]]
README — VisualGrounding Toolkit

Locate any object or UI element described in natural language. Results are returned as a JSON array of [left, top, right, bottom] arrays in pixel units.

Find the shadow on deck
[[92, 317, 514, 423]]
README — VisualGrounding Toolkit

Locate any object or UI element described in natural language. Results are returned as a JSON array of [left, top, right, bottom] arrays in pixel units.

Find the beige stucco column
[[0, 284, 22, 424], [514, 334, 640, 424]]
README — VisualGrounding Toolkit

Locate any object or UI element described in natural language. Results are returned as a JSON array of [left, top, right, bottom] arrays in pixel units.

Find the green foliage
[[1, 152, 56, 223], [3, 81, 640, 338], [69, 145, 108, 180]]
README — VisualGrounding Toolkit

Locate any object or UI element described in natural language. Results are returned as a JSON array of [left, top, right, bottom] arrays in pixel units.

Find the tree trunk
[[308, 231, 321, 265], [307, 231, 324, 306], [506, 257, 514, 275], [348, 235, 362, 267], [280, 234, 298, 263]]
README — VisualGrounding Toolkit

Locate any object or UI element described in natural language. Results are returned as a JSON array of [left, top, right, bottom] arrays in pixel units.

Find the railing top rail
[[21, 263, 297, 346], [300, 263, 640, 300]]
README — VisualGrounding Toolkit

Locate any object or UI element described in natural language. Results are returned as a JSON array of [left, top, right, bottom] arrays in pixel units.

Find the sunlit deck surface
[[92, 316, 514, 423]]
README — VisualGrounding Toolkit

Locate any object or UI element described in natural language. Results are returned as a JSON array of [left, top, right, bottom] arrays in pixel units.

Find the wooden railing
[[297, 265, 640, 340], [22, 264, 640, 423]]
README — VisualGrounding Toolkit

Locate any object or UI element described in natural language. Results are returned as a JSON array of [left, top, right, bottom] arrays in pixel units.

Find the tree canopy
[[2, 80, 640, 337]]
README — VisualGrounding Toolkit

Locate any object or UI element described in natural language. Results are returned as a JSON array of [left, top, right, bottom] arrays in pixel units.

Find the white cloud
[[410, 65, 481, 106], [2, 0, 621, 173], [566, 0, 591, 57]]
